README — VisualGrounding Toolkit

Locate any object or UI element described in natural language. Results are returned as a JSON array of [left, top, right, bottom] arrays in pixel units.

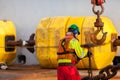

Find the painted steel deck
[[0, 65, 119, 80]]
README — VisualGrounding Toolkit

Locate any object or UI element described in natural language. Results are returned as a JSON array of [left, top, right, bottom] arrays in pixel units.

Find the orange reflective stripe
[[58, 54, 75, 59]]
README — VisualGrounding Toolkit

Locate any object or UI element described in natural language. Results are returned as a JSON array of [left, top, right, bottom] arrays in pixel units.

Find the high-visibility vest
[[57, 35, 79, 63]]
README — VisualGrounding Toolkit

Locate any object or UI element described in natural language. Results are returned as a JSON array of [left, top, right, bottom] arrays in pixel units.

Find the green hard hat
[[68, 24, 80, 35]]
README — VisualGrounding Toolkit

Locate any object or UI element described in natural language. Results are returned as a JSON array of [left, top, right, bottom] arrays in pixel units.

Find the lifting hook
[[90, 27, 107, 45], [91, 8, 107, 45]]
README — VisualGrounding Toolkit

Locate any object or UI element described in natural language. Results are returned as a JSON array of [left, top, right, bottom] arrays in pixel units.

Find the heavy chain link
[[82, 64, 120, 80]]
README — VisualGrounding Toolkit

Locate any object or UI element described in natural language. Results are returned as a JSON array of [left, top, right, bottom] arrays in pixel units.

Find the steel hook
[[90, 27, 107, 45]]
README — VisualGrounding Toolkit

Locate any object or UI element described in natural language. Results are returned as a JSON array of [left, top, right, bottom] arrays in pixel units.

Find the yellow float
[[36, 16, 117, 69], [0, 20, 16, 65]]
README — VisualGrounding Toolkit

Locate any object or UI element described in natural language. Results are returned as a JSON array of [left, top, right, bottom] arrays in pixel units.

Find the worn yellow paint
[[36, 16, 117, 69], [0, 20, 16, 65]]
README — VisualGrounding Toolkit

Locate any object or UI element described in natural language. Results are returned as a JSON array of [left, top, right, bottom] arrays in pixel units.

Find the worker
[[57, 24, 89, 80]]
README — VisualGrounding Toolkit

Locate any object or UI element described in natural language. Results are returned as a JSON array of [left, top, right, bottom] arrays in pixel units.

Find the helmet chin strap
[[74, 33, 79, 41]]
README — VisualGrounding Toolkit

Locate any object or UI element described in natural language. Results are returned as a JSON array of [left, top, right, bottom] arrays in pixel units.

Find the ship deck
[[0, 65, 120, 80]]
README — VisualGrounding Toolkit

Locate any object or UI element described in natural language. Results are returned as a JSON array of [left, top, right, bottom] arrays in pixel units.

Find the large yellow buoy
[[36, 16, 117, 69], [0, 20, 16, 65]]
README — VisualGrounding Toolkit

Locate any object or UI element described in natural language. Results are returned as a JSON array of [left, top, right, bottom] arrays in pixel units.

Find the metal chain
[[82, 64, 120, 80]]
